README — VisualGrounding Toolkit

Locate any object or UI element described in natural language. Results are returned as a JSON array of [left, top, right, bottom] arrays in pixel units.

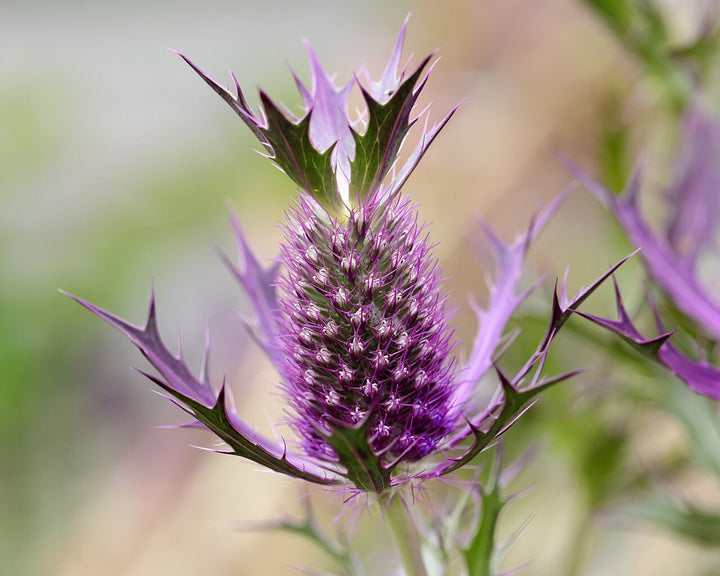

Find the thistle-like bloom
[[567, 106, 720, 399], [68, 23, 618, 492], [278, 193, 458, 466]]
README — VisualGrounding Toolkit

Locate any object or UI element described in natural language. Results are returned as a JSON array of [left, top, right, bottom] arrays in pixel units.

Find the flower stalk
[[380, 492, 428, 576]]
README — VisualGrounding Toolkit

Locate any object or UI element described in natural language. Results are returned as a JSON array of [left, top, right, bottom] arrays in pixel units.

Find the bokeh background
[[3, 0, 720, 574]]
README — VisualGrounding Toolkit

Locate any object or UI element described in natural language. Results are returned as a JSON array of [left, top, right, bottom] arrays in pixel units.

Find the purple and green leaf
[[177, 21, 453, 213], [64, 290, 340, 485], [576, 279, 720, 400]]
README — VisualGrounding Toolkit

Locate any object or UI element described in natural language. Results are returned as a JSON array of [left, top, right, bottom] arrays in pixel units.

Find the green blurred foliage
[[582, 0, 720, 109], [632, 497, 720, 547]]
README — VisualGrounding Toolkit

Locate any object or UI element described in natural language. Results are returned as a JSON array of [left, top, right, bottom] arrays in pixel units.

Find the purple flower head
[[68, 22, 621, 493], [279, 192, 457, 470]]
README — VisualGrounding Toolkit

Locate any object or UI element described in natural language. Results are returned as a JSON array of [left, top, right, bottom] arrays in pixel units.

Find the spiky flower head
[[68, 21, 619, 493], [279, 192, 457, 471]]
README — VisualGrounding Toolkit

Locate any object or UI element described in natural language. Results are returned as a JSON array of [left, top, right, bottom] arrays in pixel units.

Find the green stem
[[463, 453, 504, 576], [465, 489, 502, 576], [380, 492, 428, 576]]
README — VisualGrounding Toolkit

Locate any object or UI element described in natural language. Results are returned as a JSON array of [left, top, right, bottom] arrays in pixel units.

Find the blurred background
[[2, 0, 720, 574]]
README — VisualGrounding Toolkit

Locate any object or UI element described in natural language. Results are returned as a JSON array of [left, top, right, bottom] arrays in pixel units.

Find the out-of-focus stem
[[380, 492, 428, 576], [562, 511, 591, 576]]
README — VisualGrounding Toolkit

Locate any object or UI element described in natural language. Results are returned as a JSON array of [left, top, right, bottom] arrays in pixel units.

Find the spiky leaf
[[576, 280, 720, 400], [443, 254, 632, 475], [64, 291, 339, 485], [259, 93, 341, 212], [350, 56, 430, 200]]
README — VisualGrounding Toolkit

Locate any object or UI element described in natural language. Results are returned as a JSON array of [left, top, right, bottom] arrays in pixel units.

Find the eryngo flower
[[68, 22, 618, 492], [565, 106, 720, 399], [278, 193, 457, 465]]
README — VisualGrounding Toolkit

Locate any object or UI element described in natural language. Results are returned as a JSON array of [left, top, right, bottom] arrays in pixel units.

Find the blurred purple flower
[[566, 106, 720, 399], [665, 108, 720, 275], [68, 22, 618, 492]]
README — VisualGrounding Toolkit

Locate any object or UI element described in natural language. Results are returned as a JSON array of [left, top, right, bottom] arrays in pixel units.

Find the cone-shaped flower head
[[68, 22, 621, 493], [279, 193, 457, 470]]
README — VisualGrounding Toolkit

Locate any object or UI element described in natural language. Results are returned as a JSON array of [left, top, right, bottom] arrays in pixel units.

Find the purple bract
[[566, 106, 720, 399]]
